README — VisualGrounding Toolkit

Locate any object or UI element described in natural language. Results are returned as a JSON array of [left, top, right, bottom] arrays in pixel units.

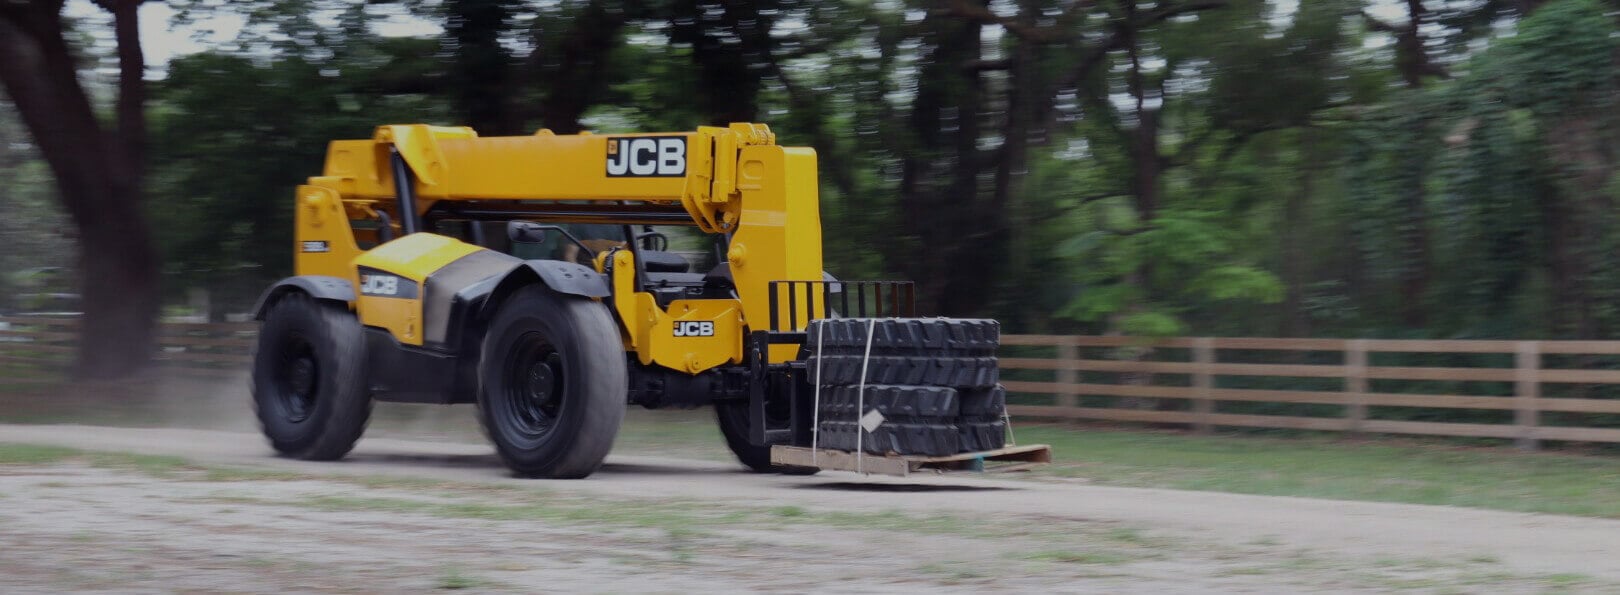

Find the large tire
[[715, 400, 818, 475], [477, 285, 626, 479], [251, 293, 372, 460]]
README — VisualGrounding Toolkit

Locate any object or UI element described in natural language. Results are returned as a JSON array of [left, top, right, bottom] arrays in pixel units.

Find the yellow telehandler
[[251, 123, 1029, 478]]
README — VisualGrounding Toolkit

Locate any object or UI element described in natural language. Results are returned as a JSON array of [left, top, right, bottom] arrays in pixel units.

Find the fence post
[[1193, 337, 1214, 434], [1057, 339, 1080, 410], [1515, 341, 1541, 452], [1346, 339, 1368, 433]]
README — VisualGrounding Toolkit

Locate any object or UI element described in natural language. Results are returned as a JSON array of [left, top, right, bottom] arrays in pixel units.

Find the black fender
[[253, 276, 355, 320], [460, 259, 611, 331], [432, 259, 610, 367], [516, 259, 612, 299], [480, 260, 611, 315]]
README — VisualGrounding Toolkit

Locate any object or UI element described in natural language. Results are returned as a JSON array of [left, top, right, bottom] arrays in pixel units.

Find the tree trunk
[[896, 6, 993, 316], [1393, 1, 1435, 329], [446, 0, 520, 134], [0, 1, 159, 379], [669, 0, 763, 125], [996, 0, 1042, 330], [1282, 130, 1314, 337], [528, 0, 626, 134], [1542, 110, 1613, 339], [1397, 164, 1429, 329]]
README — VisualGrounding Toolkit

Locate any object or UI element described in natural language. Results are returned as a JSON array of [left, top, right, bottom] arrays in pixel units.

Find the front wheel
[[477, 285, 627, 479], [251, 293, 372, 460]]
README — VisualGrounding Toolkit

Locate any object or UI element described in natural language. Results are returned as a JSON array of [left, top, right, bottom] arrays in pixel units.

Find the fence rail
[[0, 316, 254, 379], [6, 318, 1620, 449], [999, 335, 1620, 449]]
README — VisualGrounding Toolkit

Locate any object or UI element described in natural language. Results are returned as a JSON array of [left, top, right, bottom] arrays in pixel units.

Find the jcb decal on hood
[[357, 267, 417, 299]]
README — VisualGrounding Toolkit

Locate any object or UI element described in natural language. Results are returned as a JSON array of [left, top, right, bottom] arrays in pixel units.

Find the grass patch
[[1020, 549, 1132, 565], [201, 467, 308, 482], [1217, 566, 1271, 576], [0, 443, 189, 474], [610, 409, 731, 460], [914, 562, 988, 583], [0, 443, 80, 464], [434, 567, 482, 590], [1017, 425, 1620, 518], [84, 452, 194, 476], [297, 493, 728, 536], [1103, 527, 1150, 546], [1544, 572, 1593, 587]]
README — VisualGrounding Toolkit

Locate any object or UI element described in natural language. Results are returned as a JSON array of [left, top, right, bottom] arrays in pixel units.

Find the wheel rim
[[274, 333, 318, 423], [499, 330, 566, 449]]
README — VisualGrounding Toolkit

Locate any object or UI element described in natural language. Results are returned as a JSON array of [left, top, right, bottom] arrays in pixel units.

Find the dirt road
[[3, 424, 1618, 593]]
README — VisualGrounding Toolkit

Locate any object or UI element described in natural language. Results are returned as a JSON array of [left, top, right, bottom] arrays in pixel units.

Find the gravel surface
[[2, 424, 1618, 593]]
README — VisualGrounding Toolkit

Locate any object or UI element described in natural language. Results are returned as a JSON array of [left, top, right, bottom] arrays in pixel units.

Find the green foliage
[[1482, 0, 1618, 117], [146, 24, 451, 312], [1054, 205, 1282, 335], [1334, 0, 1620, 338], [7, 0, 1620, 344]]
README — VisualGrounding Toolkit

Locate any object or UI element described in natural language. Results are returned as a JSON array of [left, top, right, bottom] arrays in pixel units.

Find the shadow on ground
[[796, 482, 1012, 493]]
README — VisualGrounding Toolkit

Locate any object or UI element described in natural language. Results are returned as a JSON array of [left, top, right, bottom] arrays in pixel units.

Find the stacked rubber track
[[807, 318, 1007, 456]]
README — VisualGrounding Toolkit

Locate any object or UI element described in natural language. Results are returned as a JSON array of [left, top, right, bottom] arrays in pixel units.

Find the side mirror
[[507, 221, 548, 244]]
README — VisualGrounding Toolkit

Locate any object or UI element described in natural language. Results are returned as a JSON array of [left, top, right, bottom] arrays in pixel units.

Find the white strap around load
[[855, 318, 877, 474], [811, 321, 825, 466]]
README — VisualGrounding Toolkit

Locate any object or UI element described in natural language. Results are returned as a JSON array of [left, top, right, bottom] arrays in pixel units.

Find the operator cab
[[434, 219, 731, 307]]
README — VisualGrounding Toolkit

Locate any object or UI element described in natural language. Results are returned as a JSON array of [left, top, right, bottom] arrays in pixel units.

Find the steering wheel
[[636, 231, 669, 251]]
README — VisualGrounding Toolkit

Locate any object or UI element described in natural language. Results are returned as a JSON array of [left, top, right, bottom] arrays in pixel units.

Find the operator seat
[[639, 251, 709, 307], [639, 250, 692, 273]]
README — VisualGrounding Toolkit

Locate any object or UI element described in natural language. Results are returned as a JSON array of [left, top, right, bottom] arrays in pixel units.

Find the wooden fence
[[0, 316, 254, 380], [7, 317, 1620, 449], [1000, 335, 1620, 449]]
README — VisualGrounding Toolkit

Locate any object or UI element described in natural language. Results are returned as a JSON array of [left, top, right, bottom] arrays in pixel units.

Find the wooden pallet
[[770, 443, 1052, 477]]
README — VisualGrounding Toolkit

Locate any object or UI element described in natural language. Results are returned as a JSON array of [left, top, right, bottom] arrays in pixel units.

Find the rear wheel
[[251, 293, 371, 460], [478, 285, 626, 479]]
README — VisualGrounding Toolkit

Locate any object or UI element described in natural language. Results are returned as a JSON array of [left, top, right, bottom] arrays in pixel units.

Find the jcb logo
[[606, 137, 685, 177], [357, 267, 418, 299], [360, 274, 400, 296], [673, 321, 715, 337]]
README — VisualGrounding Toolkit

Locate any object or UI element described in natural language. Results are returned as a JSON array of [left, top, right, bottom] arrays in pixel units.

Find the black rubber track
[[808, 354, 999, 389], [957, 417, 1008, 452], [818, 420, 961, 456], [958, 384, 1007, 418], [251, 293, 372, 461], [815, 385, 958, 420], [806, 318, 999, 356]]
